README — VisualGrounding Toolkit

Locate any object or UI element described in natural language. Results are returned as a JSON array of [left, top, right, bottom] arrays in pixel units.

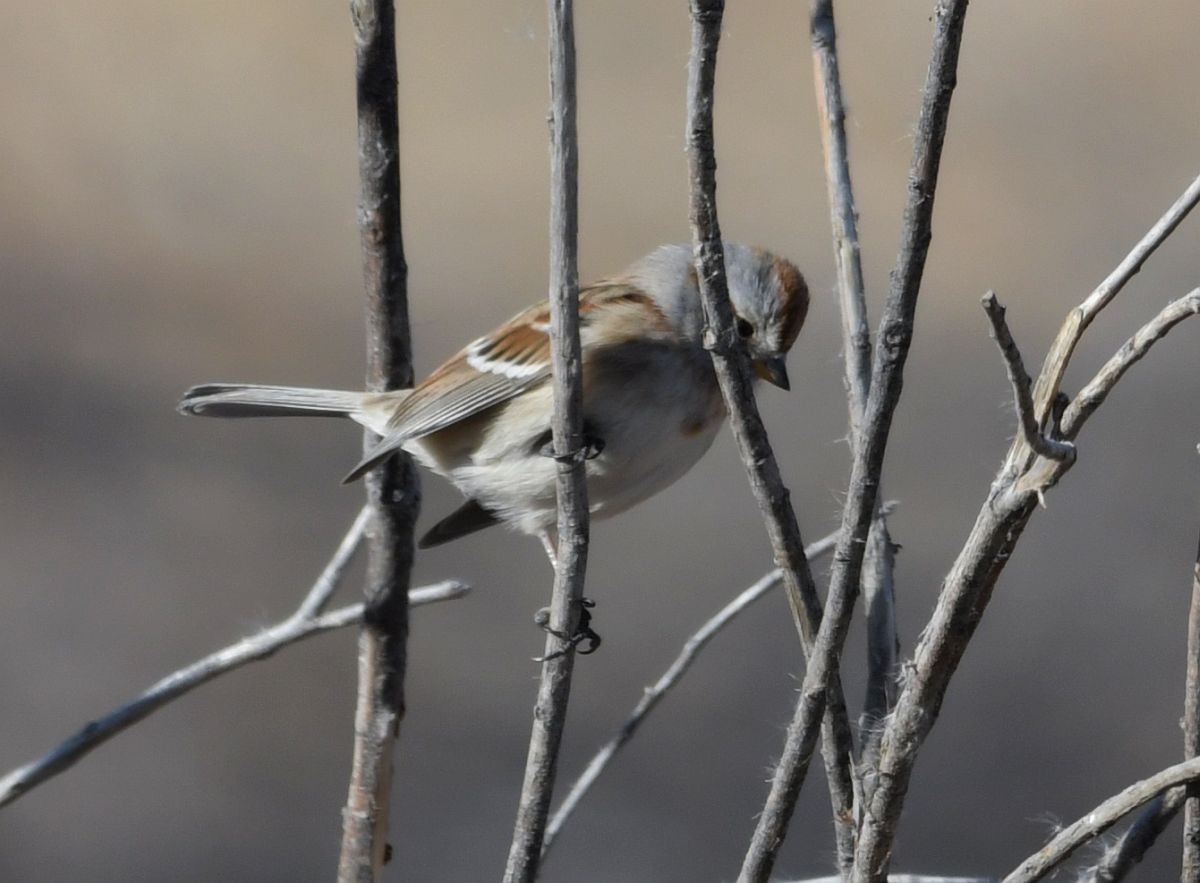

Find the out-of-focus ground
[[2, 2, 1198, 880]]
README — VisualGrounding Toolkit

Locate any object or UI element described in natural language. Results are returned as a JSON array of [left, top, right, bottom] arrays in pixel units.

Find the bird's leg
[[532, 528, 601, 659]]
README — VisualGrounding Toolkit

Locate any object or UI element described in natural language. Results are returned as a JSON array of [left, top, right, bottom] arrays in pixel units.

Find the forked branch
[[809, 0, 900, 796], [741, 1, 973, 878], [853, 172, 1200, 882], [0, 509, 468, 811]]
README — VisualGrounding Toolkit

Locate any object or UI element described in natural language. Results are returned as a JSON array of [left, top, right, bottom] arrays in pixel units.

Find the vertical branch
[[337, 1, 421, 880], [502, 1, 587, 879], [685, 0, 860, 872], [808, 0, 900, 773], [1184, 525, 1200, 879], [739, 2, 971, 880]]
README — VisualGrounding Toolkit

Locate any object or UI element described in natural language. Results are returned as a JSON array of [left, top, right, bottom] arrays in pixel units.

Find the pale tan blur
[[2, 2, 1198, 880]]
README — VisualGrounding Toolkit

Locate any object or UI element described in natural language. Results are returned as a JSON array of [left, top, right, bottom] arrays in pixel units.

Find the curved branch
[[1002, 757, 1200, 883]]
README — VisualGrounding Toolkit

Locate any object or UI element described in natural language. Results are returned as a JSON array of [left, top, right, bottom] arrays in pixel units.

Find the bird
[[179, 242, 808, 562]]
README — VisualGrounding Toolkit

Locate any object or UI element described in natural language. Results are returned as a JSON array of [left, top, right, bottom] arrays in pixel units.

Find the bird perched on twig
[[179, 242, 808, 561]]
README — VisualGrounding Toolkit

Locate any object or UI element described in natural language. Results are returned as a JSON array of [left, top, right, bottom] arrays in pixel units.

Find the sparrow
[[179, 242, 809, 560]]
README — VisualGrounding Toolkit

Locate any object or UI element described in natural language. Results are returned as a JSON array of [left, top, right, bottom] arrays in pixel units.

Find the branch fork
[[981, 291, 1076, 470]]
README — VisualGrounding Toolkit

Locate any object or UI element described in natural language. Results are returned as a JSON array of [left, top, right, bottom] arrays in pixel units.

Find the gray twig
[[337, 0, 422, 878], [0, 511, 468, 810], [684, 0, 859, 870], [854, 180, 1200, 881], [502, 1, 587, 879], [1061, 289, 1200, 439], [809, 0, 900, 799], [1085, 790, 1185, 882], [542, 518, 885, 857], [1185, 524, 1200, 879], [1002, 757, 1200, 883], [981, 291, 1076, 462], [739, 2, 973, 879]]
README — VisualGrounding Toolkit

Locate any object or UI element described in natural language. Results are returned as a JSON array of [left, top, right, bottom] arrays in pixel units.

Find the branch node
[[982, 291, 1076, 465]]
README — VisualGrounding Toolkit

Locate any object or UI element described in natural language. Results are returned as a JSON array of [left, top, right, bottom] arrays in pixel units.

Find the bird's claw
[[538, 434, 605, 463], [533, 598, 601, 662]]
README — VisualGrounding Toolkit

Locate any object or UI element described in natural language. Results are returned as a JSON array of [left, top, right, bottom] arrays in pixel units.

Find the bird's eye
[[735, 317, 754, 339]]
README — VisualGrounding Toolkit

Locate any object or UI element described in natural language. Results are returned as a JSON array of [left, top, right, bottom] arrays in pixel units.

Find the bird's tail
[[178, 384, 368, 420]]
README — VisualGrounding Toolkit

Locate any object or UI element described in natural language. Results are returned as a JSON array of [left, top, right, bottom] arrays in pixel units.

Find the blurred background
[[2, 1, 1198, 880]]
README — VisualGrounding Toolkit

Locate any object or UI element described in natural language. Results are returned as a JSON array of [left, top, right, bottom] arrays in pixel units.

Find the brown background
[[2, 1, 1198, 880]]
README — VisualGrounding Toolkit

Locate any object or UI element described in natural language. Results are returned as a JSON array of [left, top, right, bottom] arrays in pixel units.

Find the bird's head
[[722, 243, 809, 390]]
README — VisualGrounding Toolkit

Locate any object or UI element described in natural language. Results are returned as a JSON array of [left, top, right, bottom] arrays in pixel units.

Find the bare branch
[[542, 519, 876, 857], [502, 2, 587, 879], [1026, 172, 1200, 432], [1085, 790, 1185, 882], [1185, 524, 1200, 880], [1001, 757, 1200, 883], [0, 528, 467, 812], [337, 0, 421, 877], [859, 290, 1200, 878], [685, 0, 859, 867], [740, 1, 973, 878], [809, 0, 900, 796], [981, 291, 1076, 462], [1061, 289, 1200, 439], [793, 877, 994, 883]]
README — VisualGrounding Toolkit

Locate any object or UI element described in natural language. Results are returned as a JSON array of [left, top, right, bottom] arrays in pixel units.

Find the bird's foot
[[538, 431, 605, 462], [533, 597, 601, 662]]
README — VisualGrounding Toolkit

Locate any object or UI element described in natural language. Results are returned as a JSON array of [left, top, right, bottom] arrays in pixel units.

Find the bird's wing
[[343, 281, 670, 482]]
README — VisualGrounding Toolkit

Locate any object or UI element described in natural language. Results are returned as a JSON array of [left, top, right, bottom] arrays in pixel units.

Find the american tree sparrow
[[180, 242, 809, 559]]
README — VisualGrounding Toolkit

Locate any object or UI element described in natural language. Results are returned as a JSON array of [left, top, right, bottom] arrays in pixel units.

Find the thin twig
[[809, 0, 900, 799], [298, 507, 373, 619], [1060, 289, 1200, 439], [337, 0, 421, 878], [1085, 790, 1185, 882], [1023, 171, 1200, 442], [740, 2, 972, 879], [1184, 523, 1200, 880], [684, 0, 859, 870], [502, 2, 586, 879], [854, 178, 1200, 881], [0, 506, 465, 810], [981, 291, 1076, 462], [542, 519, 879, 857], [1001, 757, 1200, 883]]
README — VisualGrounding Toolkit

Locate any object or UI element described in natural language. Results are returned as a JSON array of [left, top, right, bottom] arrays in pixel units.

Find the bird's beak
[[753, 355, 790, 391]]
